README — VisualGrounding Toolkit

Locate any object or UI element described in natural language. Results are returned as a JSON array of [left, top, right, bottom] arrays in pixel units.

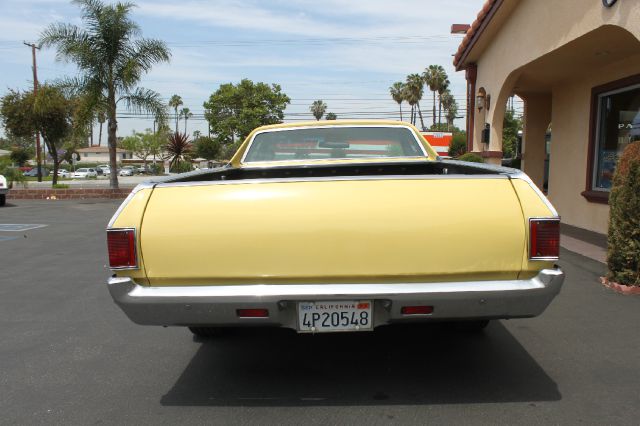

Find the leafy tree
[[194, 136, 221, 160], [310, 100, 327, 121], [423, 65, 448, 127], [165, 132, 191, 169], [0, 85, 77, 185], [10, 147, 31, 166], [219, 141, 242, 161], [326, 112, 337, 120], [0, 136, 34, 151], [502, 109, 522, 158], [203, 79, 290, 144], [168, 95, 183, 133], [121, 129, 165, 168], [39, 0, 171, 189], [389, 82, 405, 122]]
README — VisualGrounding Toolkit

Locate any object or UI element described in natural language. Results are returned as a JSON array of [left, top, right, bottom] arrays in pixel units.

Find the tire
[[188, 326, 224, 338], [451, 320, 490, 332], [0, 194, 5, 206]]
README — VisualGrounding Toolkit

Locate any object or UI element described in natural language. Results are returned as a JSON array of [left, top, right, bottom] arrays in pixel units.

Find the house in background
[[453, 0, 640, 235], [0, 149, 11, 158], [76, 146, 133, 163]]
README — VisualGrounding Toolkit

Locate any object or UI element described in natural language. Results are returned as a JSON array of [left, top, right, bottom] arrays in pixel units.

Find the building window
[[584, 75, 640, 203], [594, 84, 640, 190]]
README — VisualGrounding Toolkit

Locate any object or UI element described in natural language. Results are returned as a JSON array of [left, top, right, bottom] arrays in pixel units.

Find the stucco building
[[454, 0, 640, 235]]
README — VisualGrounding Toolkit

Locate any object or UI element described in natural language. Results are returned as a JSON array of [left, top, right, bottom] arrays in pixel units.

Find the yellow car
[[106, 120, 564, 336]]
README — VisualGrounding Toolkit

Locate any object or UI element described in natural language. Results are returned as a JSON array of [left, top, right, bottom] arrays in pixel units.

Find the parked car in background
[[57, 169, 71, 178], [101, 167, 111, 176], [106, 120, 564, 338], [23, 168, 49, 177], [0, 174, 7, 206], [119, 167, 134, 177], [72, 168, 97, 178]]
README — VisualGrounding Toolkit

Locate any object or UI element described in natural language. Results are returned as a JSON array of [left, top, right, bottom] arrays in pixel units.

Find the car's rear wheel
[[0, 194, 5, 206], [188, 326, 225, 338]]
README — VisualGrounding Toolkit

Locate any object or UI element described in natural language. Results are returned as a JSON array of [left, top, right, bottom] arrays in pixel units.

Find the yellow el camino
[[106, 120, 564, 336]]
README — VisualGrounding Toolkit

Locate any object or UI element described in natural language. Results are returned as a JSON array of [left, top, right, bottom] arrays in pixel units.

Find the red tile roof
[[453, 0, 502, 70]]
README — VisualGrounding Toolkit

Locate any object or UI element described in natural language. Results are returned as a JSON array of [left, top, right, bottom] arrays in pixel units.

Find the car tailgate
[[140, 178, 525, 286]]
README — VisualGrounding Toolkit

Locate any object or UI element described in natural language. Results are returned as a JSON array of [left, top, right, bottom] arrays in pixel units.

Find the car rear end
[[106, 166, 563, 333]]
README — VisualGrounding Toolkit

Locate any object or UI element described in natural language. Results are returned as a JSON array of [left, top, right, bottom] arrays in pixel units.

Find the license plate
[[297, 300, 373, 333]]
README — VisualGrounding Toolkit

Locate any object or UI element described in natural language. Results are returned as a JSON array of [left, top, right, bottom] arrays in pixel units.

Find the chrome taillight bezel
[[107, 227, 139, 270], [528, 217, 561, 261]]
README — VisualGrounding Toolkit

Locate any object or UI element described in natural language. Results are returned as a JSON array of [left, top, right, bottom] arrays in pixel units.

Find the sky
[[0, 0, 488, 140]]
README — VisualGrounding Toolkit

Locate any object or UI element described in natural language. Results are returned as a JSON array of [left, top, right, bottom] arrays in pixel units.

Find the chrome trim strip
[[511, 172, 559, 217], [240, 124, 431, 164], [106, 227, 139, 270], [106, 182, 155, 228], [153, 174, 508, 189], [111, 269, 564, 298], [529, 217, 561, 261]]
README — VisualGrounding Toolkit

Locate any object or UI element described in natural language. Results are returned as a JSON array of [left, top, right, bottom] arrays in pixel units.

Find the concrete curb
[[600, 277, 640, 295]]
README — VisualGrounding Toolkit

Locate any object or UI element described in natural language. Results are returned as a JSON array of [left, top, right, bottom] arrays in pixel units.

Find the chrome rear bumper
[[107, 268, 564, 329]]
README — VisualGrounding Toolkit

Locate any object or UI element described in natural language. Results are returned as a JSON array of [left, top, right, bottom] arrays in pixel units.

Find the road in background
[[1, 199, 639, 425]]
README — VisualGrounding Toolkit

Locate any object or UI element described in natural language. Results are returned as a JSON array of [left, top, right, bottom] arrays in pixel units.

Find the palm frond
[[118, 87, 167, 123]]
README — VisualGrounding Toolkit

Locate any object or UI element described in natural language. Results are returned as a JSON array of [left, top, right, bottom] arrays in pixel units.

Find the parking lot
[[1, 199, 639, 425]]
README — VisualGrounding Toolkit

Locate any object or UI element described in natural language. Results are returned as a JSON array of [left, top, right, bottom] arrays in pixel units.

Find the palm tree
[[423, 65, 448, 128], [389, 82, 405, 121], [40, 0, 170, 189], [405, 74, 425, 130], [168, 95, 183, 133], [310, 100, 327, 120], [440, 90, 457, 131], [180, 107, 193, 134], [437, 78, 450, 126], [97, 108, 106, 146]]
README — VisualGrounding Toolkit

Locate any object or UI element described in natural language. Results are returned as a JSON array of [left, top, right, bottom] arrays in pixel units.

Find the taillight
[[529, 218, 560, 260], [107, 228, 137, 269], [401, 306, 434, 315], [237, 309, 269, 318]]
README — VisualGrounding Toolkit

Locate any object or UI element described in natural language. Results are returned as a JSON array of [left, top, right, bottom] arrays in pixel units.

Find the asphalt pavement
[[1, 199, 639, 425]]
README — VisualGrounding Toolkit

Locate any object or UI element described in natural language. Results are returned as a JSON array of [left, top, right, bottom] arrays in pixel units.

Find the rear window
[[243, 126, 425, 163]]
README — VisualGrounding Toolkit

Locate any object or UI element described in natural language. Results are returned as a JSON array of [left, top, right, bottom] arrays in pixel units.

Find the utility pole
[[24, 42, 42, 182]]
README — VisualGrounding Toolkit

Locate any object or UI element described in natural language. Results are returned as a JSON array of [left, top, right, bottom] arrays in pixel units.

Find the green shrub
[[170, 161, 193, 174], [448, 133, 467, 157], [607, 141, 640, 286], [52, 183, 70, 189], [0, 158, 27, 187], [457, 153, 484, 163]]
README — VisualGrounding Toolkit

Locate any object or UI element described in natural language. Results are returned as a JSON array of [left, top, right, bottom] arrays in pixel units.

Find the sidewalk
[[560, 224, 607, 264]]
